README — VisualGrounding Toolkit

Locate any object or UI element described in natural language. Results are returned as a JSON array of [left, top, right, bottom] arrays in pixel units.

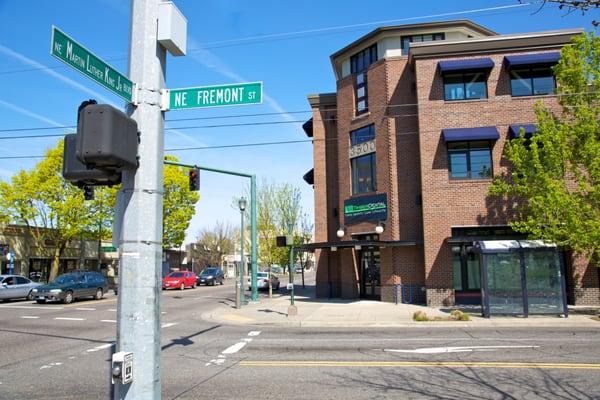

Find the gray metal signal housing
[[76, 104, 139, 171], [62, 134, 121, 186]]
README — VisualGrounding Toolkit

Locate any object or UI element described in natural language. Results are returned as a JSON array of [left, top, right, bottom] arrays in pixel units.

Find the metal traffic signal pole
[[115, 0, 165, 398], [163, 160, 259, 302]]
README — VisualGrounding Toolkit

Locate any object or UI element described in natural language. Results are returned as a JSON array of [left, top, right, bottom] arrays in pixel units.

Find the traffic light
[[83, 186, 94, 200], [189, 168, 200, 191]]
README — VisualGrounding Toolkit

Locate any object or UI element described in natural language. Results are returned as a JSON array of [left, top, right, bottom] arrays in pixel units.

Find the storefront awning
[[442, 126, 499, 142], [302, 118, 313, 138], [504, 52, 560, 68], [303, 168, 314, 185], [438, 58, 494, 73], [509, 124, 537, 139], [295, 240, 422, 251]]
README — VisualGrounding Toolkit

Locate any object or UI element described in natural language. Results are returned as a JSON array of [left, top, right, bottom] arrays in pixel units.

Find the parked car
[[32, 271, 108, 304], [197, 267, 224, 286], [162, 271, 196, 290], [270, 265, 284, 274], [249, 271, 280, 290], [0, 275, 40, 301], [294, 264, 304, 273]]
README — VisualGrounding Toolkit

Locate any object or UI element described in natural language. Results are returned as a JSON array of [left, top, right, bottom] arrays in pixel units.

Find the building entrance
[[359, 247, 380, 300]]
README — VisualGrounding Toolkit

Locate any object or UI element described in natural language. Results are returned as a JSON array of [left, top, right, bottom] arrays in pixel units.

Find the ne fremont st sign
[[168, 82, 263, 110], [50, 26, 134, 102]]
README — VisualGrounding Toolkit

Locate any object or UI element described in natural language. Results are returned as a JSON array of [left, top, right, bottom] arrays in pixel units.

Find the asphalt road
[[0, 280, 599, 400]]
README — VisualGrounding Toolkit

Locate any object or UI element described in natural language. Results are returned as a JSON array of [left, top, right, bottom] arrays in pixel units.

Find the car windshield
[[202, 268, 218, 275], [168, 272, 185, 278], [53, 274, 78, 284]]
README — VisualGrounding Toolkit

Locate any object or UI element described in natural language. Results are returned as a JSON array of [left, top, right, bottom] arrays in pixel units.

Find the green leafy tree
[[0, 140, 104, 281], [162, 156, 200, 250], [489, 32, 600, 257]]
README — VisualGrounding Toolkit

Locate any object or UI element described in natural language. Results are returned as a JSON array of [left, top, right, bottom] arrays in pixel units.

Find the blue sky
[[0, 0, 597, 244]]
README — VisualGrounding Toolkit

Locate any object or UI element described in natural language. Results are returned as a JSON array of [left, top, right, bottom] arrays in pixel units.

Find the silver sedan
[[0, 275, 40, 301]]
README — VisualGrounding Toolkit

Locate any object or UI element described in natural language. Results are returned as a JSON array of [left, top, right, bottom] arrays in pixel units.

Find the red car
[[162, 271, 196, 290]]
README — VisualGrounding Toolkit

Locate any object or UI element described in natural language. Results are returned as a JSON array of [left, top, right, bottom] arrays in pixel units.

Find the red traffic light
[[189, 168, 200, 191]]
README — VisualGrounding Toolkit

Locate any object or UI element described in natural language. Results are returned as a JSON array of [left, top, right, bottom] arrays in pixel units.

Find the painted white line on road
[[248, 331, 261, 337], [161, 312, 166, 314], [87, 343, 114, 352], [161, 322, 178, 328], [54, 317, 86, 321], [242, 338, 253, 343], [108, 309, 117, 312], [75, 307, 96, 311], [222, 342, 247, 354], [383, 345, 540, 354], [101, 320, 117, 323], [0, 305, 62, 310], [20, 316, 40, 319], [40, 362, 62, 370]]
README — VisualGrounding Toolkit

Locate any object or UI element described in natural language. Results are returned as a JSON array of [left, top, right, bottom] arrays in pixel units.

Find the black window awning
[[504, 52, 560, 68], [509, 124, 537, 139], [442, 126, 500, 142], [303, 168, 314, 185], [295, 240, 422, 251], [438, 58, 494, 73], [302, 118, 313, 138]]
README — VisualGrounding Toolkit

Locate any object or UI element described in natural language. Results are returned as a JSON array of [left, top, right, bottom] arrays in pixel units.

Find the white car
[[248, 272, 280, 290], [0, 275, 40, 301]]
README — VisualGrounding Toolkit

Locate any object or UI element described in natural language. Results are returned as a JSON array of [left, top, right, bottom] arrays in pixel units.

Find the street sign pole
[[114, 0, 164, 398]]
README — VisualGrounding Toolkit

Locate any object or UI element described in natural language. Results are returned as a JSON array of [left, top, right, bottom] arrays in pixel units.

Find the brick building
[[302, 20, 599, 316]]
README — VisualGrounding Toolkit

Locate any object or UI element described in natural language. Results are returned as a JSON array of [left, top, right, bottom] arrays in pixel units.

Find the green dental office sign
[[50, 26, 134, 102], [344, 193, 388, 225]]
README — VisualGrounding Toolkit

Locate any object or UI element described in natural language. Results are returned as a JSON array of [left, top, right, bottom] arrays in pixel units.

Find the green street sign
[[50, 26, 134, 102], [100, 246, 117, 253], [168, 82, 262, 110]]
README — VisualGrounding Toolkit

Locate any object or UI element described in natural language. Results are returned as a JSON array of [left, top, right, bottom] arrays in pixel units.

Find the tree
[[162, 155, 200, 250], [0, 143, 199, 281], [234, 180, 304, 297], [523, 0, 599, 26], [489, 32, 600, 258], [0, 140, 102, 281], [195, 221, 236, 269]]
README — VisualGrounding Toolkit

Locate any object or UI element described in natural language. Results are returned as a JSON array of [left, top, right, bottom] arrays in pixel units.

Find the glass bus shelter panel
[[525, 251, 564, 314], [485, 252, 524, 315]]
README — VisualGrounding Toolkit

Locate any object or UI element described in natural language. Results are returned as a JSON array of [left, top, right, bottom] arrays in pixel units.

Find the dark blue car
[[32, 271, 108, 304], [197, 267, 225, 286]]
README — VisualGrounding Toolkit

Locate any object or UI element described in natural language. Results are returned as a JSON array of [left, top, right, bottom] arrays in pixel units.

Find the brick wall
[[414, 50, 563, 306]]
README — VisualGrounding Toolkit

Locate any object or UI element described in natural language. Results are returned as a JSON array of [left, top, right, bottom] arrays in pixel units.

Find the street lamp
[[237, 197, 247, 309], [375, 222, 385, 235], [336, 226, 345, 238]]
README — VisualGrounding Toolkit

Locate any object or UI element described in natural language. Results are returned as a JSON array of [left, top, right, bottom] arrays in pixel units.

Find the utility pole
[[115, 0, 165, 398]]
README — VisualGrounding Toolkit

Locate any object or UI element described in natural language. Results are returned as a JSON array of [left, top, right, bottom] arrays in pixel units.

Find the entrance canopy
[[294, 240, 421, 252], [477, 239, 556, 253]]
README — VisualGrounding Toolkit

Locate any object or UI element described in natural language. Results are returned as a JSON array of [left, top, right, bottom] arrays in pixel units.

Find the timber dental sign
[[344, 193, 387, 224]]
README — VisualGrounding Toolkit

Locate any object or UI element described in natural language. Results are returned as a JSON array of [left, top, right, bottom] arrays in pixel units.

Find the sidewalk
[[202, 284, 600, 328]]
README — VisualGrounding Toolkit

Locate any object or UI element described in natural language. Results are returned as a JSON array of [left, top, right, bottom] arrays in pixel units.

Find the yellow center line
[[239, 361, 600, 370]]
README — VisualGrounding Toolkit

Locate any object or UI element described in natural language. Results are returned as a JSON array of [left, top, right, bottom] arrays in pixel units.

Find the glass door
[[360, 248, 380, 300], [483, 252, 524, 315], [525, 250, 564, 314]]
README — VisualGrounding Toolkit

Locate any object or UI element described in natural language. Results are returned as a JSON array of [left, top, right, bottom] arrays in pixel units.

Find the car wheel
[[180, 283, 185, 290], [27, 290, 34, 301], [94, 288, 103, 300], [192, 282, 196, 289], [36, 299, 45, 304], [63, 291, 74, 304], [220, 278, 224, 285]]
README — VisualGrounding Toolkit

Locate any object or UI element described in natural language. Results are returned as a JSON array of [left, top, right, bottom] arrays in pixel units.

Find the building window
[[351, 44, 377, 115], [351, 153, 377, 194], [452, 245, 481, 291], [444, 72, 488, 101], [350, 124, 375, 145], [448, 141, 493, 179], [350, 44, 377, 74], [401, 32, 445, 51], [510, 66, 555, 96]]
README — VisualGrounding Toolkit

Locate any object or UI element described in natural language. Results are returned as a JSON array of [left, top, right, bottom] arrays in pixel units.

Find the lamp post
[[238, 197, 247, 309], [287, 222, 297, 316]]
